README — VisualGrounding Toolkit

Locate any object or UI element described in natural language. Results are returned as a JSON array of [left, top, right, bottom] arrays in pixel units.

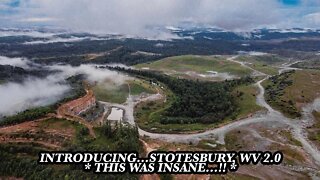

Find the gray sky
[[0, 0, 320, 37]]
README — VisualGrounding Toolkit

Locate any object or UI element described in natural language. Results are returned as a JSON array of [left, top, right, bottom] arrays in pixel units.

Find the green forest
[[0, 121, 141, 180], [107, 67, 253, 124]]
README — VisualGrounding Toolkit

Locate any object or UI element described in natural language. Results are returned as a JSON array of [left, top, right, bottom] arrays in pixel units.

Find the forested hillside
[[107, 66, 253, 124]]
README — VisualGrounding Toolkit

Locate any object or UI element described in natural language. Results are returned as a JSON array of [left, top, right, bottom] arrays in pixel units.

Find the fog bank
[[0, 56, 31, 68], [0, 76, 69, 116], [0, 57, 130, 117]]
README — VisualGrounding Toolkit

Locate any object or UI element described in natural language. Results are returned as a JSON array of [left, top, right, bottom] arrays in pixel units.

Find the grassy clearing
[[93, 83, 129, 104], [284, 70, 320, 105], [93, 78, 157, 103], [247, 55, 286, 65], [263, 70, 320, 118], [129, 79, 157, 95], [39, 118, 82, 133], [135, 55, 252, 79], [230, 84, 264, 120], [236, 56, 280, 75]]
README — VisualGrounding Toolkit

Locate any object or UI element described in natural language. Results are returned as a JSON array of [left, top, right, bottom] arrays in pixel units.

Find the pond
[[107, 107, 124, 121]]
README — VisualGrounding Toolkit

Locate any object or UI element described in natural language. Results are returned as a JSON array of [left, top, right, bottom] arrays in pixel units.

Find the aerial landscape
[[0, 0, 320, 179]]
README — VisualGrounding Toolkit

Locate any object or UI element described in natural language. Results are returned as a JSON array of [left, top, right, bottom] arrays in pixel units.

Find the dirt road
[[137, 57, 320, 166], [98, 58, 320, 167]]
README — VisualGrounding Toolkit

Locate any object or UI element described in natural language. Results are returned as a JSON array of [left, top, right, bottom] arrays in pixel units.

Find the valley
[[1, 28, 320, 179]]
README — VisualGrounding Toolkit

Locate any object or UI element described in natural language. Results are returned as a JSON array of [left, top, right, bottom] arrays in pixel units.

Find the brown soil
[[57, 89, 96, 138]]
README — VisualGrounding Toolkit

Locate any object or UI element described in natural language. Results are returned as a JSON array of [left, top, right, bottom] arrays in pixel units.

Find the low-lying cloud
[[0, 76, 70, 116], [49, 64, 130, 85], [0, 56, 130, 117], [23, 36, 88, 45], [0, 56, 31, 68]]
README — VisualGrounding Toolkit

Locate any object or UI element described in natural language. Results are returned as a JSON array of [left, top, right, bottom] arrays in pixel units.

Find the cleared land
[[93, 83, 129, 104], [0, 118, 84, 150], [263, 70, 320, 118], [236, 55, 282, 75], [135, 55, 252, 81], [93, 78, 157, 104], [128, 79, 157, 95]]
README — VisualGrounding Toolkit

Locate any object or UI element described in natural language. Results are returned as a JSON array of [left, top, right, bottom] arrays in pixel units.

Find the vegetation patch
[[73, 122, 141, 152], [230, 84, 263, 120], [0, 106, 54, 127], [263, 71, 299, 118], [279, 130, 302, 147], [129, 79, 157, 95], [135, 55, 252, 80], [263, 70, 320, 118], [307, 111, 320, 147]]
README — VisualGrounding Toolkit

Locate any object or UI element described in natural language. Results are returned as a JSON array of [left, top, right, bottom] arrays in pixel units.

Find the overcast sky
[[0, 0, 319, 37]]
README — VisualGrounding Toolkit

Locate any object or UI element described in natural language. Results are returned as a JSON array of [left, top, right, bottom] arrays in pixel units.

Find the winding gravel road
[[103, 57, 320, 166]]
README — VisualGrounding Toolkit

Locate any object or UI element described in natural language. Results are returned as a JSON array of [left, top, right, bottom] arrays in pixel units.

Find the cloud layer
[[0, 56, 130, 117], [1, 0, 320, 37], [0, 76, 70, 116], [0, 56, 30, 68]]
